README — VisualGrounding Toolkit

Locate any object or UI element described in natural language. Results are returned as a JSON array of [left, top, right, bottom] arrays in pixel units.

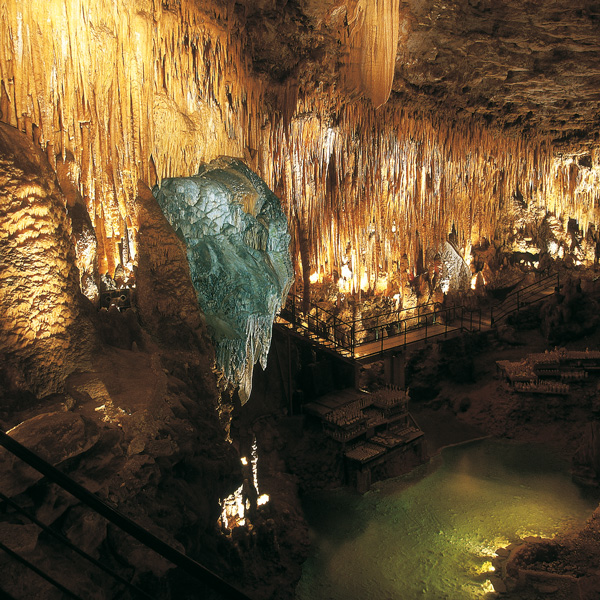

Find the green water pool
[[296, 439, 599, 600]]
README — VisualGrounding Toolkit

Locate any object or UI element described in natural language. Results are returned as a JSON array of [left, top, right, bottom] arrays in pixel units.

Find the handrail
[[0, 539, 84, 600], [279, 291, 483, 359], [352, 305, 483, 359], [0, 584, 18, 600], [284, 292, 440, 330], [490, 272, 559, 326], [0, 491, 153, 600], [0, 430, 254, 600]]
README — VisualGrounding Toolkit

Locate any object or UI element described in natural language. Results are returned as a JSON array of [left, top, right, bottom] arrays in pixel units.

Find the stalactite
[[343, 0, 401, 108], [0, 0, 266, 277]]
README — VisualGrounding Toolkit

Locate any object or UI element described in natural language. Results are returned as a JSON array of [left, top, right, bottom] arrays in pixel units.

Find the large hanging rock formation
[[154, 157, 294, 403]]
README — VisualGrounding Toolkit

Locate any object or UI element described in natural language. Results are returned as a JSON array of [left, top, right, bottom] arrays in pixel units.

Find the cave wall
[[0, 2, 599, 597], [0, 121, 95, 398]]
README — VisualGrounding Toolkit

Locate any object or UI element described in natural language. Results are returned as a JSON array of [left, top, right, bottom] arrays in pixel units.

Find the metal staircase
[[490, 272, 560, 325]]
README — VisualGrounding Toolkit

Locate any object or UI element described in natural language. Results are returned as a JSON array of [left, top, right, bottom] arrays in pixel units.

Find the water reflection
[[297, 439, 599, 600]]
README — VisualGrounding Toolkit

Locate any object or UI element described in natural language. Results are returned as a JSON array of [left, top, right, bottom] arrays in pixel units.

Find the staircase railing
[[0, 430, 254, 600], [490, 272, 560, 325]]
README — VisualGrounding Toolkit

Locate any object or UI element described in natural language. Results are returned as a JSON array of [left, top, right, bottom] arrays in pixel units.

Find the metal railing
[[278, 272, 560, 360], [0, 430, 254, 600], [279, 293, 483, 359], [490, 272, 560, 325]]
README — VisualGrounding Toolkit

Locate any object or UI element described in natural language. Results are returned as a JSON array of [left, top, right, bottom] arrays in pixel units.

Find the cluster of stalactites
[[546, 150, 600, 236], [0, 0, 265, 278], [1, 0, 599, 300], [260, 100, 574, 294]]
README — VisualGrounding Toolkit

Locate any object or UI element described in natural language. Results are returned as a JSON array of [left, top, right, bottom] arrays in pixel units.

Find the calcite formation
[[154, 157, 294, 403], [0, 123, 93, 398]]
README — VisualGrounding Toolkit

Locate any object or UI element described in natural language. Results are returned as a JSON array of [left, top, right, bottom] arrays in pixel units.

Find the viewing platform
[[275, 273, 560, 363]]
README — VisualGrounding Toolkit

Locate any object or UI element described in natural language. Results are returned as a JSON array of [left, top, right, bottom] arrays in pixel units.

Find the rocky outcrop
[[573, 421, 600, 488], [493, 506, 600, 599], [0, 162, 304, 599]]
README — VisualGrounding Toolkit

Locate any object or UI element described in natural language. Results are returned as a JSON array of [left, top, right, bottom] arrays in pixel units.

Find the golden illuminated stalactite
[[0, 0, 266, 278], [343, 0, 401, 108], [1, 0, 599, 304], [259, 99, 577, 295]]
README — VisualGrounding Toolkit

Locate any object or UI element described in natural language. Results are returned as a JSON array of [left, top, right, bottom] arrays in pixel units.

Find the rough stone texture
[[393, 0, 600, 145], [0, 122, 94, 400], [135, 181, 216, 355], [240, 0, 600, 146], [497, 505, 600, 599], [154, 157, 294, 403], [572, 421, 600, 487], [55, 153, 101, 305], [0, 411, 100, 496], [0, 162, 305, 599]]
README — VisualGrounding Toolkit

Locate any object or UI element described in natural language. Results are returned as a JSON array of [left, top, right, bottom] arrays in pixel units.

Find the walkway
[[276, 297, 486, 362], [275, 272, 560, 362]]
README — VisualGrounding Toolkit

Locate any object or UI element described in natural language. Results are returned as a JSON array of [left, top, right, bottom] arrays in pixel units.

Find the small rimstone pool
[[296, 439, 600, 600]]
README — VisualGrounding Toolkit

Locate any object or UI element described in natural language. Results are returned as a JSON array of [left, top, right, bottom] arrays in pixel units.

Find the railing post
[[381, 327, 384, 355], [333, 314, 337, 347], [404, 320, 407, 348], [351, 321, 355, 358]]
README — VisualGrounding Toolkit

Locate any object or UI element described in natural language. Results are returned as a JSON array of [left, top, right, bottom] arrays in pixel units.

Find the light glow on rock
[[220, 436, 269, 531]]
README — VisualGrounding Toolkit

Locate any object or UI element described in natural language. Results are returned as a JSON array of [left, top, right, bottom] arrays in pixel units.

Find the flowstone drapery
[[154, 157, 293, 403]]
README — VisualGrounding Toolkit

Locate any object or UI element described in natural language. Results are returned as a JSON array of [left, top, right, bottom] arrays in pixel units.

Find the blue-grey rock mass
[[154, 157, 293, 403]]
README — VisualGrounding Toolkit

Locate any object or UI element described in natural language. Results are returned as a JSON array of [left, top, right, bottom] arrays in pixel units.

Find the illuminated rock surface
[[154, 157, 293, 403], [0, 123, 94, 397], [1, 1, 600, 598], [1, 0, 598, 294]]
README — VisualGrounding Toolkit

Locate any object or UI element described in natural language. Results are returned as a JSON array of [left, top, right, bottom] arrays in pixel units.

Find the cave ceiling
[[237, 0, 600, 148]]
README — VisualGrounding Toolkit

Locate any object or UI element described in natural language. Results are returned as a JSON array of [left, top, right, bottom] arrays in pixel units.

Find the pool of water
[[296, 439, 599, 600]]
